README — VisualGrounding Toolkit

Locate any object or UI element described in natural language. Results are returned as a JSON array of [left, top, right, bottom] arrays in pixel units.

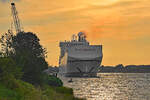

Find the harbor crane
[[11, 2, 23, 34]]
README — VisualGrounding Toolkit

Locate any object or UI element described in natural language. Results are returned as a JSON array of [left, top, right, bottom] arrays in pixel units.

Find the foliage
[[42, 85, 85, 100], [11, 32, 48, 85], [0, 80, 85, 100], [54, 86, 73, 94], [13, 79, 42, 100], [0, 57, 22, 81], [0, 31, 84, 100], [0, 30, 14, 57], [43, 74, 63, 87], [0, 31, 48, 85], [12, 32, 47, 58], [0, 80, 42, 100], [0, 83, 21, 100]]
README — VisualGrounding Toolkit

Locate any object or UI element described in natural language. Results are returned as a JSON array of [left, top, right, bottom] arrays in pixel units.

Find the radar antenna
[[11, 2, 23, 34]]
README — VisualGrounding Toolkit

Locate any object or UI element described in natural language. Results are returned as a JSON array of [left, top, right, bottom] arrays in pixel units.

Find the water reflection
[[59, 73, 150, 100]]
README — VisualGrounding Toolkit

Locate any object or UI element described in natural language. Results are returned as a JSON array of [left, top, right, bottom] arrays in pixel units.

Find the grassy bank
[[0, 32, 85, 100], [0, 79, 84, 100]]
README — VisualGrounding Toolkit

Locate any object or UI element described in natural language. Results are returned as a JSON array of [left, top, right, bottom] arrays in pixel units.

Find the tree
[[0, 30, 14, 57], [12, 32, 47, 59], [11, 32, 48, 85], [0, 31, 48, 85], [0, 57, 22, 81]]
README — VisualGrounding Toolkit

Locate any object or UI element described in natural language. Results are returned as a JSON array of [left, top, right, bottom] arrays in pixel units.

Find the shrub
[[54, 87, 73, 94], [0, 79, 43, 100], [0, 83, 21, 100], [42, 85, 85, 100], [0, 57, 22, 82], [43, 74, 63, 87]]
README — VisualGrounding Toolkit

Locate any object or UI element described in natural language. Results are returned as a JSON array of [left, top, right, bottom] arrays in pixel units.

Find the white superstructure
[[59, 32, 103, 77]]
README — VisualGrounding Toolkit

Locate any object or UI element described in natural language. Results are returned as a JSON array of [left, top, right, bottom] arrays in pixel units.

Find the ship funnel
[[78, 32, 86, 42]]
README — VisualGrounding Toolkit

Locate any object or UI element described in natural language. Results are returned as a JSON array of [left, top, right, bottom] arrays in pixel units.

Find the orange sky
[[0, 0, 150, 66]]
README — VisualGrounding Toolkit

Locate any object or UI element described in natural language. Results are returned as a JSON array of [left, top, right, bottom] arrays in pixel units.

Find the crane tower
[[11, 2, 23, 33]]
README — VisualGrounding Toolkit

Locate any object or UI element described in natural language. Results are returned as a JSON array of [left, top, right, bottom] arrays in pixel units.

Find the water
[[59, 73, 150, 100]]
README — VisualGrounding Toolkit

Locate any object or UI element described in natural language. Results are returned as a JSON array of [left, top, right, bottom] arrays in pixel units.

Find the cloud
[[0, 0, 20, 3], [81, 0, 150, 40], [1, 0, 150, 65]]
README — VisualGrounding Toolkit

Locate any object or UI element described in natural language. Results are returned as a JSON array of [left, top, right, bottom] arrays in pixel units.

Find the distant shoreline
[[99, 64, 150, 73], [98, 72, 150, 73]]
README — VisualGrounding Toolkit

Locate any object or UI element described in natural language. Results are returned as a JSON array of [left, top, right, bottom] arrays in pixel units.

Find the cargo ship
[[59, 32, 103, 77]]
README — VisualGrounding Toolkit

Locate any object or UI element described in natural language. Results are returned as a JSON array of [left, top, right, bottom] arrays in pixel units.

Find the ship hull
[[59, 45, 103, 77], [65, 58, 102, 77]]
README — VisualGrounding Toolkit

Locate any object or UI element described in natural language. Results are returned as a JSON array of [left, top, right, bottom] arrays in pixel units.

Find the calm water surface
[[59, 73, 150, 100]]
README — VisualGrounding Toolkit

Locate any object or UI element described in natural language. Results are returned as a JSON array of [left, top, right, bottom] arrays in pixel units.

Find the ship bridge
[[59, 32, 89, 47]]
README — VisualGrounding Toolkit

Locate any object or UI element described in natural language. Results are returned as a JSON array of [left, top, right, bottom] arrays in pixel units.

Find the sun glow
[[1, 0, 150, 66], [89, 0, 120, 6]]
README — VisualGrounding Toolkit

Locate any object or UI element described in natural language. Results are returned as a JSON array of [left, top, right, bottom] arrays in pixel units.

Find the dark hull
[[64, 72, 97, 77]]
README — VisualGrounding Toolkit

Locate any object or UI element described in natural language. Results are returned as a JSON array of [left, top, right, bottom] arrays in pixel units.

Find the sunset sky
[[0, 0, 150, 66]]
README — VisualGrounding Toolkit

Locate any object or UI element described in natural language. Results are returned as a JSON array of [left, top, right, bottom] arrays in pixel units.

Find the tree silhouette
[[11, 32, 48, 85], [0, 31, 48, 85]]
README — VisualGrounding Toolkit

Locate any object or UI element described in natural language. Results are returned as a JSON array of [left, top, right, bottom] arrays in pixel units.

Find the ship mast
[[11, 2, 23, 34]]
